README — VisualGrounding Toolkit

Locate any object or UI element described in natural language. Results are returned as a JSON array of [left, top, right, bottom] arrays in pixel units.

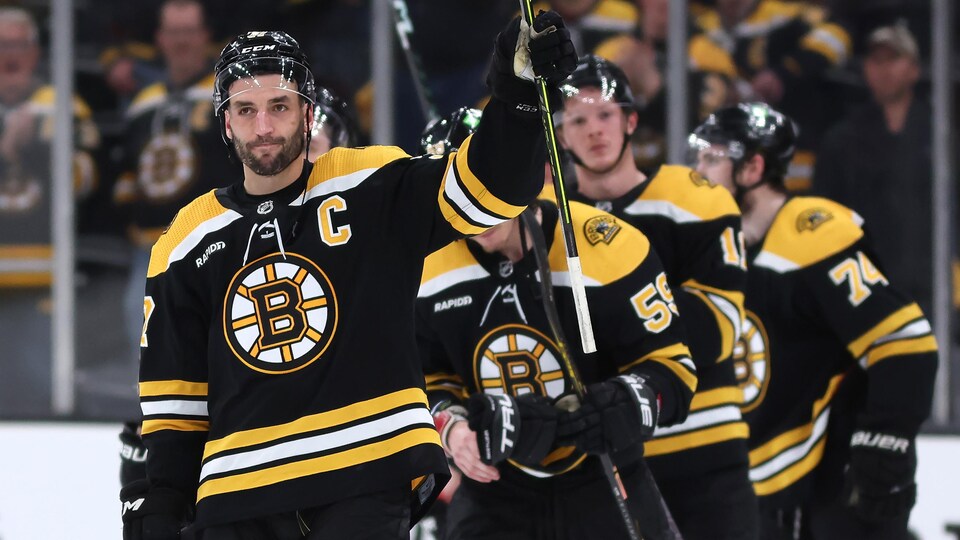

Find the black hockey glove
[[844, 426, 918, 523], [119, 422, 148, 487], [556, 374, 659, 455], [467, 392, 558, 466], [120, 479, 190, 540], [487, 10, 577, 115]]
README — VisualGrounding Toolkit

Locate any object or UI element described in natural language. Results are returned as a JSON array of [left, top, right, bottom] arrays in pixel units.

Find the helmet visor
[[686, 133, 745, 168], [215, 56, 315, 113], [554, 77, 632, 126]]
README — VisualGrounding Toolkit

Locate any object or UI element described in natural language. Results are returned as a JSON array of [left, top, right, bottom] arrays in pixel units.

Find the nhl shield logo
[[584, 215, 621, 245], [499, 261, 514, 278], [257, 200, 275, 215], [223, 252, 338, 374]]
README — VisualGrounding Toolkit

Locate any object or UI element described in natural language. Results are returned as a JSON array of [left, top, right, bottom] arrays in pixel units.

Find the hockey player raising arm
[[121, 15, 577, 540], [417, 109, 697, 540], [558, 55, 756, 540], [690, 103, 938, 540]]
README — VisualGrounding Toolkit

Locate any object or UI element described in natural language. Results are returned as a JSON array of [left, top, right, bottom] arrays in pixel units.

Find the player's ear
[[625, 109, 638, 136], [738, 154, 765, 189], [224, 110, 234, 141]]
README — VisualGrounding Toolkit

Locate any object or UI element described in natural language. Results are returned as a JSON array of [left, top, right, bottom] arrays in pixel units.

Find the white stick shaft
[[565, 256, 597, 353]]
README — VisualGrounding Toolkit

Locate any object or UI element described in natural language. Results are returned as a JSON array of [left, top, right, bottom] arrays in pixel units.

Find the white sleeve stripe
[[752, 251, 801, 273], [418, 264, 490, 297], [652, 405, 743, 437], [623, 199, 702, 223], [443, 164, 508, 227], [163, 210, 242, 272], [292, 167, 381, 205], [749, 406, 831, 482], [141, 399, 209, 417]]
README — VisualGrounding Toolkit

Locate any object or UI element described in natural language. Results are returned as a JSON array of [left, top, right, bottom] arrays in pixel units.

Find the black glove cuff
[[486, 64, 543, 117], [120, 480, 189, 523]]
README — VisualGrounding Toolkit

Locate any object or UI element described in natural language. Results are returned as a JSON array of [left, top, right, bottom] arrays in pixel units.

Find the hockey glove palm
[[120, 479, 190, 540], [467, 392, 558, 466], [556, 375, 659, 455], [845, 428, 917, 523], [488, 11, 577, 114]]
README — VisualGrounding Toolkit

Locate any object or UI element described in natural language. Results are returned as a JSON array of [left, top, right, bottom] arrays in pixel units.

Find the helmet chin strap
[[568, 131, 631, 176], [731, 160, 767, 206]]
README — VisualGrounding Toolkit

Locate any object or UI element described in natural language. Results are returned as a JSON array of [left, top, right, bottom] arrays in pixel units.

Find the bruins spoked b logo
[[224, 252, 338, 374], [733, 311, 770, 413], [473, 324, 566, 398]]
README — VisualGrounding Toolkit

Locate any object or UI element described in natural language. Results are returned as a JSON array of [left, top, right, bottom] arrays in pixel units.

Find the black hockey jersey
[[569, 164, 749, 479], [740, 197, 938, 505], [138, 98, 545, 528], [417, 201, 697, 478], [114, 74, 236, 248]]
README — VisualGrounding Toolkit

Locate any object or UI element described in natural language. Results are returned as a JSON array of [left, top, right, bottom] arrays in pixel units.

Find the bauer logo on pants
[[223, 252, 338, 374]]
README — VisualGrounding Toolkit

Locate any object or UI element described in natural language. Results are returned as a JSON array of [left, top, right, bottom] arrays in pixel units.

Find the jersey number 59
[[631, 272, 680, 333]]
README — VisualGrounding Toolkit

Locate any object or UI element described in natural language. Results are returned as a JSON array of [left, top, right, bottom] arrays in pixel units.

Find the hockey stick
[[390, 0, 439, 122], [519, 209, 683, 540], [517, 0, 596, 354], [519, 210, 641, 540]]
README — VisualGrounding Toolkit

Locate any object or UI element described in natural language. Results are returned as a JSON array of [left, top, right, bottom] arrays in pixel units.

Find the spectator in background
[[113, 0, 233, 365], [696, 0, 851, 191], [813, 23, 934, 317], [594, 0, 738, 169], [0, 7, 100, 417]]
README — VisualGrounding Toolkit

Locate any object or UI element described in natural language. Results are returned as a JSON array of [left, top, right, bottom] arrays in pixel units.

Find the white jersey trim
[[752, 251, 800, 273], [293, 167, 381, 205], [162, 210, 243, 273], [652, 404, 743, 437], [443, 165, 509, 227], [623, 199, 702, 224], [141, 399, 209, 418], [419, 265, 490, 298], [749, 405, 831, 483]]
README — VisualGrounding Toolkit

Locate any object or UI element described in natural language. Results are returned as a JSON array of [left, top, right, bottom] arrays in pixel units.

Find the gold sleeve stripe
[[646, 422, 749, 456], [622, 343, 698, 393], [203, 388, 428, 458], [453, 135, 526, 219], [139, 380, 209, 397], [141, 419, 210, 435], [690, 386, 744, 411], [748, 374, 842, 467], [437, 154, 488, 236], [847, 304, 925, 358], [864, 335, 938, 369], [424, 373, 463, 385], [752, 438, 827, 496], [147, 191, 241, 278], [198, 427, 440, 502]]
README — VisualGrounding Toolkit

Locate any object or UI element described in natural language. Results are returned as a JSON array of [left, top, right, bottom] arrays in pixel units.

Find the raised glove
[[487, 11, 578, 114], [120, 479, 189, 540], [119, 422, 148, 487], [467, 392, 558, 465], [845, 427, 917, 523], [556, 374, 659, 454]]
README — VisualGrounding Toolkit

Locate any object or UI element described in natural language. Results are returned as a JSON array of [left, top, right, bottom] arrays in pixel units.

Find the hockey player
[[121, 12, 578, 539], [689, 102, 938, 539], [307, 86, 359, 160], [417, 108, 697, 539], [558, 55, 756, 539]]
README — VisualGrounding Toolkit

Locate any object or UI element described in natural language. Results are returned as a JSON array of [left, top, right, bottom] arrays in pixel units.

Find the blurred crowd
[[0, 0, 956, 420]]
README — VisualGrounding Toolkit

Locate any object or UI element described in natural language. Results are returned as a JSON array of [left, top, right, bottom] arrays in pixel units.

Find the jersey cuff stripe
[[442, 163, 510, 228], [749, 405, 830, 483], [202, 388, 429, 458], [140, 380, 209, 397], [197, 427, 440, 502], [141, 419, 210, 435], [437, 187, 488, 236], [847, 304, 925, 358], [453, 135, 526, 219], [635, 354, 698, 393], [141, 399, 209, 417], [861, 335, 938, 369], [653, 404, 744, 436], [748, 374, 843, 468], [690, 386, 744, 411], [646, 422, 749, 456], [752, 438, 828, 497]]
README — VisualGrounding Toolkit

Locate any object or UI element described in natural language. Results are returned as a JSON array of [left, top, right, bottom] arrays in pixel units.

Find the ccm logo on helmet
[[240, 44, 277, 54]]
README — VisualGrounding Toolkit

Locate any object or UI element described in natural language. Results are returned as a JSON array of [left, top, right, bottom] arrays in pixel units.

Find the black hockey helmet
[[213, 30, 316, 144], [555, 54, 636, 125], [688, 102, 798, 185], [419, 107, 482, 156], [312, 86, 359, 149]]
